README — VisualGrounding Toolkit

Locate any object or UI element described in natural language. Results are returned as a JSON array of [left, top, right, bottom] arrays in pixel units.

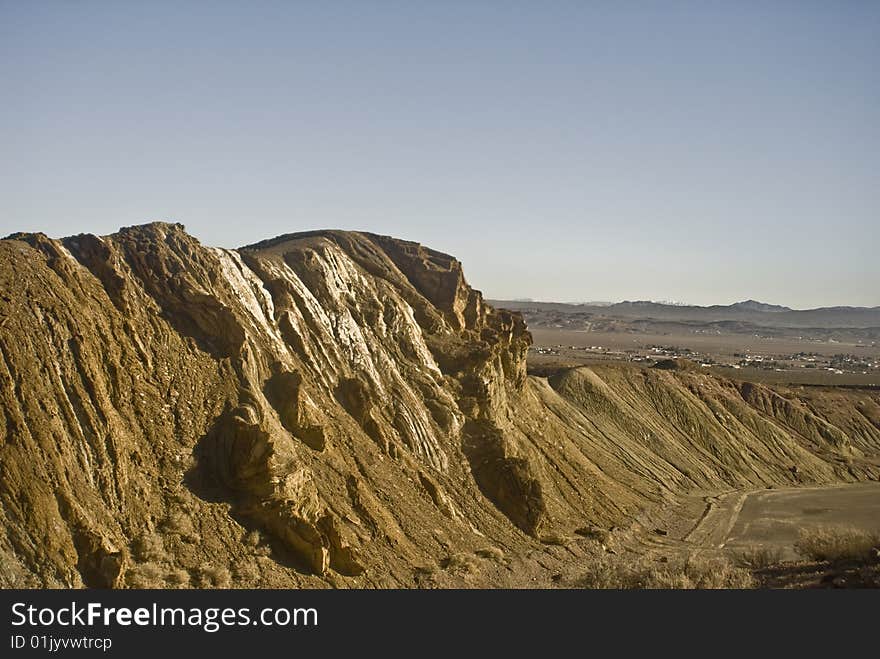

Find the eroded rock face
[[1, 223, 878, 588]]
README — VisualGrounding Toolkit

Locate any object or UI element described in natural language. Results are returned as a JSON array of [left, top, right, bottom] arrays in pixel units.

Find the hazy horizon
[[483, 296, 880, 311], [2, 2, 878, 308]]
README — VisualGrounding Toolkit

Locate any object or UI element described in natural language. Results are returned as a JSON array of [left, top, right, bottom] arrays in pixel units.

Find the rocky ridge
[[1, 223, 878, 588]]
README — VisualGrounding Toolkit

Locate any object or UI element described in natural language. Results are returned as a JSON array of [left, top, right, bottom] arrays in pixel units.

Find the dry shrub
[[165, 567, 191, 588], [575, 526, 612, 545], [244, 529, 262, 547], [734, 545, 785, 569], [232, 561, 261, 585], [577, 553, 754, 589], [161, 511, 199, 542], [475, 546, 506, 562], [125, 563, 165, 589], [196, 565, 232, 588], [539, 533, 571, 546], [576, 553, 631, 589], [681, 555, 756, 589], [794, 526, 880, 563], [244, 529, 272, 556], [443, 553, 480, 575], [131, 531, 167, 562]]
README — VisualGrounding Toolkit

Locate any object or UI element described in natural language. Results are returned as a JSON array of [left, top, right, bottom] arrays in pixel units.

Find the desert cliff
[[1, 223, 878, 587]]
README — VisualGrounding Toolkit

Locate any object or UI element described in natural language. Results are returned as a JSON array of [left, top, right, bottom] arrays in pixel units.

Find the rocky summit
[[1, 223, 878, 588]]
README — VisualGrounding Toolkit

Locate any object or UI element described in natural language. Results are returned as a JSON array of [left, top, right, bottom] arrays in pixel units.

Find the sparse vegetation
[[443, 553, 480, 575], [734, 545, 786, 569], [244, 529, 262, 547], [125, 562, 166, 589], [577, 552, 754, 589], [161, 510, 200, 542], [539, 533, 572, 546], [131, 531, 167, 562], [243, 529, 272, 556], [475, 546, 506, 562], [794, 526, 880, 563], [196, 565, 232, 588], [165, 567, 191, 588], [232, 561, 261, 585], [126, 563, 194, 589]]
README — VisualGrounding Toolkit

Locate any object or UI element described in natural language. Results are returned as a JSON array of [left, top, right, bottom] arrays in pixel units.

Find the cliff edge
[[1, 223, 878, 587]]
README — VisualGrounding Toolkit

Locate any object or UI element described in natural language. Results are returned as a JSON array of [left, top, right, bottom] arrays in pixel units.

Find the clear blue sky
[[2, 1, 878, 308]]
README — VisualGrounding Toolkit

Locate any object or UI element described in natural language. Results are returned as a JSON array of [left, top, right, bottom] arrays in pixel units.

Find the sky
[[1, 1, 878, 308]]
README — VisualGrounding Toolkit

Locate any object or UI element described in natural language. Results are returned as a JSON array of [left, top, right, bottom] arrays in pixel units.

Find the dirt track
[[677, 483, 880, 560]]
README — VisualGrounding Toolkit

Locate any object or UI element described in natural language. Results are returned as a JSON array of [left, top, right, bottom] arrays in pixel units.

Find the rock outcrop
[[1, 223, 878, 588]]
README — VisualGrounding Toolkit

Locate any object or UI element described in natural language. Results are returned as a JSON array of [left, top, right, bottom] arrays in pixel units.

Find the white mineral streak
[[57, 242, 79, 263], [394, 401, 448, 471], [50, 360, 96, 488], [400, 302, 442, 375], [279, 260, 351, 373], [300, 247, 387, 392], [212, 248, 288, 359], [217, 240, 456, 470]]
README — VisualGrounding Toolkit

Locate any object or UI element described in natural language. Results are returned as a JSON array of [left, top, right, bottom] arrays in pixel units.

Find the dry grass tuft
[[577, 553, 754, 589], [160, 510, 200, 542], [443, 553, 480, 575], [794, 526, 880, 563], [196, 565, 232, 588], [165, 567, 191, 588], [232, 561, 261, 585], [125, 562, 166, 589], [733, 545, 785, 570], [475, 546, 506, 562], [131, 531, 167, 562]]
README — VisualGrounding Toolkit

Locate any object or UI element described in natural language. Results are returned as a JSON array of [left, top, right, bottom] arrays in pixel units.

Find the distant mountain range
[[609, 299, 793, 313], [488, 298, 880, 332], [726, 299, 791, 313]]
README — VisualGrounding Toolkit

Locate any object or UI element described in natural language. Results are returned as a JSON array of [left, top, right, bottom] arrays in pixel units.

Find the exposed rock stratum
[[1, 223, 878, 587]]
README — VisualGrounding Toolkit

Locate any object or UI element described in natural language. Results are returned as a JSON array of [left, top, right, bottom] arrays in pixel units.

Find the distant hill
[[726, 299, 791, 313], [488, 298, 880, 331]]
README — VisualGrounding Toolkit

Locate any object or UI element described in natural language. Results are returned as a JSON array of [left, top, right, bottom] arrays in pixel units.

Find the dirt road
[[680, 483, 880, 559]]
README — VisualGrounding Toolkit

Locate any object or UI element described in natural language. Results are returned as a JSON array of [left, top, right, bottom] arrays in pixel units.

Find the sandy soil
[[635, 483, 880, 561], [723, 483, 880, 559]]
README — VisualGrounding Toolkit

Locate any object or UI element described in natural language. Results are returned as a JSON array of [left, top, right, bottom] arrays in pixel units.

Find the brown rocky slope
[[1, 223, 878, 588]]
